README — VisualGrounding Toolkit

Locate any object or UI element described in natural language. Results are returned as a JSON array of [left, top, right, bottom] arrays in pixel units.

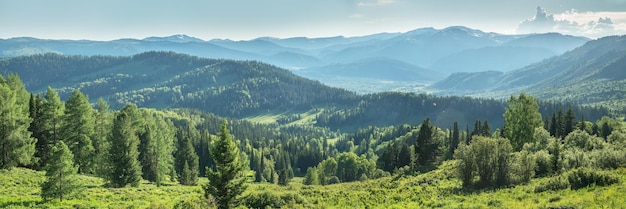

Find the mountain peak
[[143, 34, 204, 43]]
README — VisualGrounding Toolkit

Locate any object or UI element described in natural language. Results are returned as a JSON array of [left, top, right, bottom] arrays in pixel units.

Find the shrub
[[566, 168, 619, 189], [243, 192, 285, 209], [534, 176, 569, 193], [588, 148, 626, 169], [533, 150, 552, 177]]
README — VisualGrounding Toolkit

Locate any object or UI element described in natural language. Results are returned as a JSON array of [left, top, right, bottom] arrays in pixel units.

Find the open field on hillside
[[2, 162, 625, 208]]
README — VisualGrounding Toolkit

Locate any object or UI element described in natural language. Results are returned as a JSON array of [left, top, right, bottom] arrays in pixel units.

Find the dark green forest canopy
[[0, 52, 612, 132]]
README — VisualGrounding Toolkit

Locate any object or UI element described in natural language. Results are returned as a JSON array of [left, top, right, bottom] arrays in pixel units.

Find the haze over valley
[[1, 1, 626, 208]]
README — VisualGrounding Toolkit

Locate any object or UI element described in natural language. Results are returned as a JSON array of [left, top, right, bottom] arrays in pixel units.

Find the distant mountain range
[[429, 35, 626, 111], [0, 27, 589, 93]]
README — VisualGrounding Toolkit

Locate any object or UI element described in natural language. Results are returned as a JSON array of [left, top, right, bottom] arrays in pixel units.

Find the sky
[[1, 0, 626, 41]]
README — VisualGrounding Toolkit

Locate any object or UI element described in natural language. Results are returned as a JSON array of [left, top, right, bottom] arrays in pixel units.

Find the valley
[[1, 26, 625, 209]]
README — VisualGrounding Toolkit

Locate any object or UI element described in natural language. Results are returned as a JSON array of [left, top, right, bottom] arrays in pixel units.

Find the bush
[[243, 192, 306, 209], [533, 150, 552, 177], [588, 148, 626, 169], [534, 176, 569, 193], [243, 192, 284, 209], [566, 168, 619, 189]]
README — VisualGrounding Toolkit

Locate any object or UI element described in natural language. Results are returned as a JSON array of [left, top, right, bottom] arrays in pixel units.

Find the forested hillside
[[0, 51, 610, 132], [430, 35, 626, 112], [1, 72, 624, 208]]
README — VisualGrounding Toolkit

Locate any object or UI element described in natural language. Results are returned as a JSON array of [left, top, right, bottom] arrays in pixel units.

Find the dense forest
[[2, 68, 625, 207]]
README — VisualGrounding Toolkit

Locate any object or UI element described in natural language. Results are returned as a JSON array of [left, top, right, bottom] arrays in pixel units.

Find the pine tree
[[175, 125, 199, 185], [448, 122, 460, 159], [42, 87, 64, 147], [107, 104, 142, 187], [563, 106, 575, 138], [30, 93, 46, 169], [203, 120, 247, 209], [503, 93, 543, 151], [61, 90, 95, 174], [93, 98, 112, 178], [481, 120, 491, 136], [0, 75, 35, 169], [41, 141, 80, 202], [415, 118, 437, 167]]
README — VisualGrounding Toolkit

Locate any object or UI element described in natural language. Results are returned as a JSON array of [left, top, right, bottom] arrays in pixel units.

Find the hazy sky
[[1, 0, 626, 40]]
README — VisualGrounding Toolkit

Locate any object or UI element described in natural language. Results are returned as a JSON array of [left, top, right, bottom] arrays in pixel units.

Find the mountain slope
[[1, 27, 589, 95], [429, 35, 626, 110], [0, 52, 358, 117]]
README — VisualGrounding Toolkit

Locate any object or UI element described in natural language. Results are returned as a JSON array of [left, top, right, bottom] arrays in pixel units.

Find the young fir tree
[[41, 141, 80, 202], [61, 90, 95, 174], [107, 104, 142, 187], [0, 75, 35, 169], [203, 120, 247, 209], [175, 125, 199, 186], [138, 113, 175, 186]]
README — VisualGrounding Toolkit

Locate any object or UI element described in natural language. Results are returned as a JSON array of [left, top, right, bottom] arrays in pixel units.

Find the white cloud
[[516, 6, 626, 38]]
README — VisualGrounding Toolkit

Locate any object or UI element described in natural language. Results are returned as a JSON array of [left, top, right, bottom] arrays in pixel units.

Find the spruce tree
[[107, 104, 142, 187], [175, 125, 199, 185], [203, 120, 247, 209], [415, 118, 436, 167], [30, 93, 46, 169], [563, 106, 575, 138], [0, 75, 35, 169], [61, 90, 95, 174], [41, 141, 80, 202], [449, 122, 460, 159]]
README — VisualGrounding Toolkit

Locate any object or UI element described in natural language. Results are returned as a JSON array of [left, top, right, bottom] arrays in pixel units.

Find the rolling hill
[[429, 35, 626, 111], [0, 51, 610, 131], [0, 27, 589, 93]]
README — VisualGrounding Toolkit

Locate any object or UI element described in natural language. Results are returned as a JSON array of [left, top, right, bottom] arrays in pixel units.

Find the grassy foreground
[[1, 162, 625, 208]]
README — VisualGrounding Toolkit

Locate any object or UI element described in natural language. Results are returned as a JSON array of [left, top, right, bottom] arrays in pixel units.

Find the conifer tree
[[93, 98, 112, 178], [448, 122, 460, 159], [563, 106, 575, 138], [41, 141, 80, 202], [30, 93, 46, 169], [203, 120, 247, 209], [138, 113, 175, 186], [42, 87, 64, 146], [175, 125, 199, 185], [415, 118, 436, 167], [61, 90, 95, 174], [107, 104, 142, 187], [0, 76, 35, 169]]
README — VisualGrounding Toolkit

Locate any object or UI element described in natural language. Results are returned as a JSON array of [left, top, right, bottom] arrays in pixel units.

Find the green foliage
[[302, 167, 320, 185], [504, 93, 543, 151], [40, 141, 80, 202], [534, 175, 569, 193], [138, 112, 176, 186], [566, 168, 619, 189], [564, 130, 605, 151], [175, 125, 200, 186], [107, 104, 142, 187], [510, 150, 536, 184], [0, 74, 35, 169], [204, 120, 248, 209], [454, 136, 512, 189], [416, 118, 438, 167], [61, 90, 95, 174]]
